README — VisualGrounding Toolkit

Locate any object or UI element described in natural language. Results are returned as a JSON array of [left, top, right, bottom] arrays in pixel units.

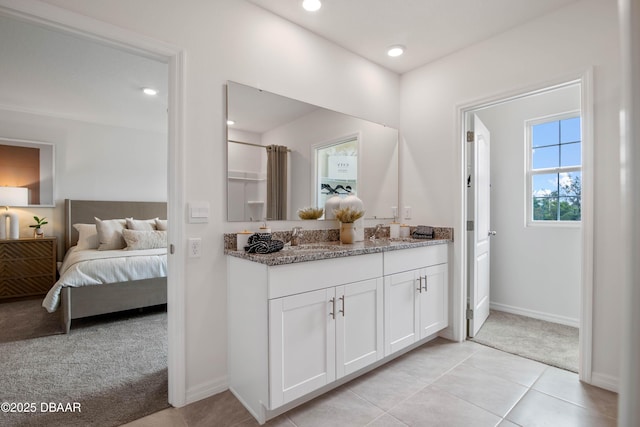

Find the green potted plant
[[29, 216, 48, 238]]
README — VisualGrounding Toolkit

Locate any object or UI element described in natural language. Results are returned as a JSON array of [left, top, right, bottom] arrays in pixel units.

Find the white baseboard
[[185, 376, 228, 405], [490, 302, 579, 328], [590, 372, 619, 393]]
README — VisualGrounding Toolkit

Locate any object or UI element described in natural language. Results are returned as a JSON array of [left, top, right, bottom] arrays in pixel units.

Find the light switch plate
[[188, 201, 210, 223]]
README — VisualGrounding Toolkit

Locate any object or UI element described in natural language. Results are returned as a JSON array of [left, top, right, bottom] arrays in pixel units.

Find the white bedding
[[42, 246, 167, 313]]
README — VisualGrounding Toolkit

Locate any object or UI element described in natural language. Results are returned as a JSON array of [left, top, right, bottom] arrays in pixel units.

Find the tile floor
[[122, 338, 618, 427]]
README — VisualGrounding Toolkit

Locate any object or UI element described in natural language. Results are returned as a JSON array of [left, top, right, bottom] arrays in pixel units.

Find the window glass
[[528, 115, 581, 223], [560, 117, 581, 143], [532, 146, 559, 169], [532, 121, 559, 147]]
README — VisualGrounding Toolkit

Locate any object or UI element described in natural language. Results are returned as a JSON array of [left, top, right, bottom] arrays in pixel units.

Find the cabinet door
[[419, 263, 448, 339], [384, 270, 420, 356], [335, 278, 384, 378], [269, 288, 336, 408]]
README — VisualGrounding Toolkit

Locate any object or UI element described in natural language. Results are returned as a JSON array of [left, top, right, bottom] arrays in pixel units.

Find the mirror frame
[[0, 137, 55, 207]]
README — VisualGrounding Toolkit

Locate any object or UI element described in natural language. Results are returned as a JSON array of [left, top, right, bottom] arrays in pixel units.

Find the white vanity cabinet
[[269, 276, 383, 408], [383, 245, 448, 356], [228, 252, 384, 423], [227, 242, 448, 424]]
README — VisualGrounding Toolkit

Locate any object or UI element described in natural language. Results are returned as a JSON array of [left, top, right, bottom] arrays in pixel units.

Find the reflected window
[[315, 135, 358, 211]]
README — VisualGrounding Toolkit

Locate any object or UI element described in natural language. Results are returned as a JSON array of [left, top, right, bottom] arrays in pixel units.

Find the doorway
[[462, 75, 594, 380], [0, 1, 186, 408]]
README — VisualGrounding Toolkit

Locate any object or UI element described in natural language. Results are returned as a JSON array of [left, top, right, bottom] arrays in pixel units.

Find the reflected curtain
[[266, 145, 288, 220]]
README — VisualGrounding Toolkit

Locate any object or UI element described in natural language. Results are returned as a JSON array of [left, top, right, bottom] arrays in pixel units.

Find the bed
[[43, 199, 168, 333]]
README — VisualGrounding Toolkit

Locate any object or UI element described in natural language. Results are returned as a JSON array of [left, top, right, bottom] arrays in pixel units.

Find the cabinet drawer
[[0, 276, 54, 298], [0, 240, 54, 259], [268, 253, 383, 299], [383, 244, 448, 275], [0, 258, 54, 278]]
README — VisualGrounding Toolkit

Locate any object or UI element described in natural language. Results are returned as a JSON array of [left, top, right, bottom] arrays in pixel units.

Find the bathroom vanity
[[226, 236, 451, 424]]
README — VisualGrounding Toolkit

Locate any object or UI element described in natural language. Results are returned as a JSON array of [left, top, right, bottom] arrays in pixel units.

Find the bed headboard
[[64, 199, 167, 252]]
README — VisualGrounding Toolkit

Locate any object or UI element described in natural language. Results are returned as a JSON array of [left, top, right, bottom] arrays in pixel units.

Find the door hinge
[[467, 220, 474, 231], [466, 308, 474, 319], [466, 131, 474, 142]]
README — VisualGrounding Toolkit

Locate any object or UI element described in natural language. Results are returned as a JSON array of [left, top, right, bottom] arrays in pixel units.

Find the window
[[526, 113, 581, 224]]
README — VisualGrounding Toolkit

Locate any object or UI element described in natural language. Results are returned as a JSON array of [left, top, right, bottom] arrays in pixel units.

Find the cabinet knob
[[417, 276, 423, 293]]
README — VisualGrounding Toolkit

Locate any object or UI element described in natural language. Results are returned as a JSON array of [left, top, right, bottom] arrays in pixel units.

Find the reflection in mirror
[[314, 136, 358, 213], [0, 137, 55, 206], [226, 81, 398, 222]]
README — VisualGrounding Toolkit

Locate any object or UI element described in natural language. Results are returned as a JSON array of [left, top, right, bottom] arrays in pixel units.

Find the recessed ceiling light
[[302, 0, 322, 12], [227, 120, 235, 126], [142, 87, 158, 96], [387, 45, 405, 57]]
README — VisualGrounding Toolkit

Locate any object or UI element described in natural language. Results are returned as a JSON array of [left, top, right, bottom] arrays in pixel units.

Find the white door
[[269, 288, 336, 408], [384, 270, 420, 356], [468, 114, 492, 337], [419, 263, 449, 339], [335, 278, 384, 378]]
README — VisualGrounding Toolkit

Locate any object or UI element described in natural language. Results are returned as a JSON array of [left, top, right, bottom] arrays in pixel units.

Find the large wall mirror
[[0, 137, 55, 207], [226, 81, 398, 222]]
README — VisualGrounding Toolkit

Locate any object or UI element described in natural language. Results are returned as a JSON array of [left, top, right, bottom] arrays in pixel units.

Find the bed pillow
[[73, 223, 99, 250], [122, 229, 167, 250], [126, 217, 158, 231], [95, 217, 127, 250], [155, 219, 168, 231]]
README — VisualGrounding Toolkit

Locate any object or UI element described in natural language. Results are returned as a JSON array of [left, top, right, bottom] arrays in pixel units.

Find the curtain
[[266, 145, 288, 220]]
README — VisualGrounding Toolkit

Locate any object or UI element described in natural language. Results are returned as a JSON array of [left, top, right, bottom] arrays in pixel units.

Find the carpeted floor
[[0, 298, 65, 343], [471, 309, 579, 372], [0, 299, 169, 427]]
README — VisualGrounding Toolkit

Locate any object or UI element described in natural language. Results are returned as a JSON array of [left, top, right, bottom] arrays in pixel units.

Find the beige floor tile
[[388, 385, 502, 427], [432, 363, 528, 417], [178, 390, 254, 427], [497, 420, 520, 427], [386, 339, 480, 383], [347, 360, 429, 410], [532, 366, 618, 419], [231, 414, 296, 426], [505, 389, 617, 427], [366, 413, 409, 426], [120, 407, 187, 427], [464, 346, 547, 387], [286, 386, 384, 427]]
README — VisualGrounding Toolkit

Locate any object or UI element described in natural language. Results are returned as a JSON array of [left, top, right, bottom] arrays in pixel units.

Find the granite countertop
[[225, 237, 451, 266]]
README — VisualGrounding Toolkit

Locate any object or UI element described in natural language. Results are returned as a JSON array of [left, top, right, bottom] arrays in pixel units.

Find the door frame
[[456, 69, 594, 382], [0, 0, 188, 405]]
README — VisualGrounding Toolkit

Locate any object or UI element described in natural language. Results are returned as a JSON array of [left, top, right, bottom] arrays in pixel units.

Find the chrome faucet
[[370, 224, 385, 241], [291, 226, 303, 246]]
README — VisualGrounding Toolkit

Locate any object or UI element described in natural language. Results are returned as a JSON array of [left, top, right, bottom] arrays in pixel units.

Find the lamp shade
[[0, 187, 28, 207]]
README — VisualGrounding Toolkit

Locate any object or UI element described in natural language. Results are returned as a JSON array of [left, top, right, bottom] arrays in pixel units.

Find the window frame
[[525, 111, 582, 228]]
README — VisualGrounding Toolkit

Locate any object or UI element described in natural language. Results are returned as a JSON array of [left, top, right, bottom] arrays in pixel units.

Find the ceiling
[[0, 14, 168, 133], [248, 0, 580, 74], [0, 1, 580, 132]]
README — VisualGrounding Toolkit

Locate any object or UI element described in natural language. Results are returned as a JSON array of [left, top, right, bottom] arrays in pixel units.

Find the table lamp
[[0, 186, 28, 239]]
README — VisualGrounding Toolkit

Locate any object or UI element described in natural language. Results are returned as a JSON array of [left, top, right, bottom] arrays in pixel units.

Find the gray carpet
[[0, 300, 169, 427], [0, 298, 65, 343], [471, 309, 579, 373]]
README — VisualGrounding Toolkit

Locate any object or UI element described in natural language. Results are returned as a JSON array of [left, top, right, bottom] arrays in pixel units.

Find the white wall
[[27, 0, 400, 403], [475, 85, 581, 326], [400, 0, 621, 389], [0, 107, 167, 256]]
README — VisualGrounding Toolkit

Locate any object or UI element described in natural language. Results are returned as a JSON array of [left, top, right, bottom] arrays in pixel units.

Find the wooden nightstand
[[0, 237, 57, 299]]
